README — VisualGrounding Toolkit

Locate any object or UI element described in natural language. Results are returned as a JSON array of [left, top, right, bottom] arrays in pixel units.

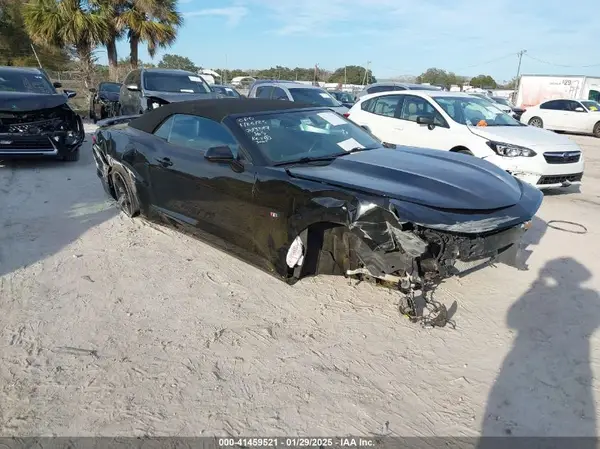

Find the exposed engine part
[[97, 97, 119, 118], [346, 268, 403, 284], [398, 277, 457, 329]]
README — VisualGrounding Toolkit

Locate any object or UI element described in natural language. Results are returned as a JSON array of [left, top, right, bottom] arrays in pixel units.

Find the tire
[[62, 147, 80, 162], [111, 169, 140, 218], [594, 122, 600, 138], [452, 148, 473, 155], [528, 117, 543, 128]]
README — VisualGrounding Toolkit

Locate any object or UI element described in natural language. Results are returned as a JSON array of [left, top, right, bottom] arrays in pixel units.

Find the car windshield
[[143, 72, 211, 93], [288, 88, 341, 107], [581, 100, 600, 111], [213, 86, 240, 98], [492, 97, 513, 107], [407, 85, 442, 91], [433, 96, 522, 126], [332, 91, 354, 103], [99, 82, 121, 93], [0, 70, 55, 94], [234, 109, 381, 164]]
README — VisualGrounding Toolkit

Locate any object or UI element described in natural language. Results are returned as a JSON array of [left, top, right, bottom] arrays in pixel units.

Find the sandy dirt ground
[[1, 126, 600, 437]]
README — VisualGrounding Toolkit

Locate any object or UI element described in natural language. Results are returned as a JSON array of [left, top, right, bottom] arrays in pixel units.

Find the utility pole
[[344, 66, 347, 86], [513, 50, 526, 101], [30, 44, 42, 68], [224, 54, 228, 84], [362, 61, 371, 86]]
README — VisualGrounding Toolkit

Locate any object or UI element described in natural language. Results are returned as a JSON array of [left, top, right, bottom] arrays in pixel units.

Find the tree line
[[1, 0, 181, 87], [416, 67, 516, 90], [150, 56, 378, 85]]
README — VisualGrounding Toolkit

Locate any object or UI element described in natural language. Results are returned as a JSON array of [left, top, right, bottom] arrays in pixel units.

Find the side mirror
[[64, 89, 77, 99], [53, 81, 62, 88], [416, 116, 435, 126], [89, 88, 97, 93], [126, 84, 140, 91], [205, 145, 235, 162], [575, 107, 585, 112]]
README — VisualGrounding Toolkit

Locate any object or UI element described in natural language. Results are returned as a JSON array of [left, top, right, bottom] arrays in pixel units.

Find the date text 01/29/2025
[[218, 438, 375, 448]]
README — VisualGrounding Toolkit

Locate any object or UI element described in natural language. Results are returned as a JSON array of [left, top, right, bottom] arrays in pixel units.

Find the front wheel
[[528, 117, 544, 128], [593, 122, 600, 138], [62, 147, 80, 162]]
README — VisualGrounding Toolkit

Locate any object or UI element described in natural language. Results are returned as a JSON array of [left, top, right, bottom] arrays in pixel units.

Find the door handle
[[156, 157, 173, 167]]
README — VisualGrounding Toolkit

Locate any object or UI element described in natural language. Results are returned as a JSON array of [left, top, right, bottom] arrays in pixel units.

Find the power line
[[455, 52, 517, 71], [524, 53, 600, 68]]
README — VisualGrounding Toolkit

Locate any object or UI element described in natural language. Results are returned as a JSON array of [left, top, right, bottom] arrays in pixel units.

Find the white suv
[[347, 90, 585, 190]]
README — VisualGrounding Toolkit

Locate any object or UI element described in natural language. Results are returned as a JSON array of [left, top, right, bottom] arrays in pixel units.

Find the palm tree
[[23, 0, 112, 85], [117, 0, 182, 69]]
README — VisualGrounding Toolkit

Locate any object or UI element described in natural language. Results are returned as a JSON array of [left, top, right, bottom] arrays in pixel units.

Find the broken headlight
[[487, 141, 536, 157]]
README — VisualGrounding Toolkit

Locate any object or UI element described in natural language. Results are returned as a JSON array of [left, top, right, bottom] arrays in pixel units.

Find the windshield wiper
[[334, 145, 381, 156], [274, 156, 338, 166], [274, 146, 379, 166]]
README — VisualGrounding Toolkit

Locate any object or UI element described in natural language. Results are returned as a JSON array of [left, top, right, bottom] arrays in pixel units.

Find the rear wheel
[[529, 117, 543, 128], [111, 170, 139, 217], [593, 122, 600, 138]]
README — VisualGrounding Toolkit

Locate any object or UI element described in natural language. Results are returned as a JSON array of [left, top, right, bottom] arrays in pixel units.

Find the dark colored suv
[[118, 68, 218, 116]]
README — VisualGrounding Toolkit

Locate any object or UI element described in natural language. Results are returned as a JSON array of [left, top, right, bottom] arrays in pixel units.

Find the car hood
[[145, 90, 219, 103], [0, 91, 68, 112], [99, 91, 120, 102], [331, 105, 349, 114], [468, 124, 579, 148], [286, 146, 523, 210]]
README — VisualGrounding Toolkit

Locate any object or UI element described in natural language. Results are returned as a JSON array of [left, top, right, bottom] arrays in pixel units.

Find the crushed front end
[[0, 104, 84, 159], [285, 184, 542, 326]]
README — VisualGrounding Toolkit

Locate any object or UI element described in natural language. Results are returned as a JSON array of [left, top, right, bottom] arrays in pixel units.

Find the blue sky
[[105, 0, 599, 82]]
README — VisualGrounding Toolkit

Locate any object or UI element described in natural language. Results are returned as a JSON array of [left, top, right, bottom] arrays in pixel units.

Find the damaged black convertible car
[[93, 99, 543, 322], [0, 66, 84, 161]]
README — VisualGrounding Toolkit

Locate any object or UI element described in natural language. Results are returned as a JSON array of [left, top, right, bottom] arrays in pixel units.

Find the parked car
[[520, 99, 600, 137], [0, 66, 84, 161], [92, 98, 542, 302], [89, 81, 121, 122], [469, 93, 514, 115], [347, 90, 585, 190], [211, 84, 243, 98], [490, 96, 526, 120], [118, 68, 218, 116], [329, 90, 355, 108], [356, 82, 442, 99], [248, 81, 348, 114]]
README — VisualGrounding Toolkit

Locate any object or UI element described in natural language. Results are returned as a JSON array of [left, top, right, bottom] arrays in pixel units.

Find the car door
[[119, 71, 135, 115], [255, 86, 273, 99], [539, 100, 567, 130], [395, 94, 451, 149], [147, 114, 257, 253], [271, 86, 289, 101], [130, 70, 143, 114], [352, 95, 406, 144], [562, 100, 590, 132]]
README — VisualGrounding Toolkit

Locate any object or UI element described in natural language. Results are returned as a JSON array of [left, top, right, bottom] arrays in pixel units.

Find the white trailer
[[515, 74, 600, 108]]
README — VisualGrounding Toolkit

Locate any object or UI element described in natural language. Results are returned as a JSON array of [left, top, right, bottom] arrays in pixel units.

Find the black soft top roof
[[128, 98, 314, 134]]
